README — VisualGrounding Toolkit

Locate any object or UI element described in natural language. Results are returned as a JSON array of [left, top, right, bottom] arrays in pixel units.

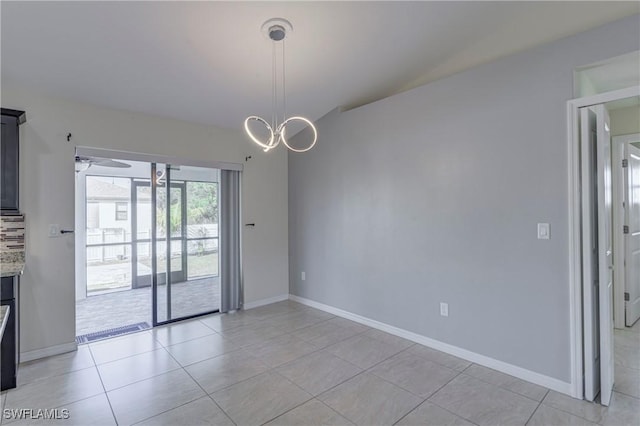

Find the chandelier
[[244, 18, 317, 153]]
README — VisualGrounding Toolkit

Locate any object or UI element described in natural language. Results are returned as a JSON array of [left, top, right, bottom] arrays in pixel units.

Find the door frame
[[612, 133, 640, 329], [132, 179, 187, 289], [567, 85, 640, 399]]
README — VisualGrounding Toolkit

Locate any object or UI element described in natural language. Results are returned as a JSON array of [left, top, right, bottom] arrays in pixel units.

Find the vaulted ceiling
[[2, 1, 638, 130]]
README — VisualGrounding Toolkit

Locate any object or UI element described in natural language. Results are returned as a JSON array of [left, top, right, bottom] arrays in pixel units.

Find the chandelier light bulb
[[244, 18, 317, 153]]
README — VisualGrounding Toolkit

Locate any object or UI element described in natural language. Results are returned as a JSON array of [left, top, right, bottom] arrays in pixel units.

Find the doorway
[[75, 156, 222, 342], [612, 131, 640, 329], [570, 88, 640, 405]]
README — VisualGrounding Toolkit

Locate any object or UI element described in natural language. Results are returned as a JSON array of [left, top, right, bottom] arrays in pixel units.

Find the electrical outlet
[[537, 223, 550, 240], [301, 271, 306, 281], [48, 224, 61, 238], [440, 302, 449, 317]]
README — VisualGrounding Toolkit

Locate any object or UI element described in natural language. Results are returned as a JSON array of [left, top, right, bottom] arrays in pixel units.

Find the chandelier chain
[[272, 41, 277, 130], [282, 38, 286, 126]]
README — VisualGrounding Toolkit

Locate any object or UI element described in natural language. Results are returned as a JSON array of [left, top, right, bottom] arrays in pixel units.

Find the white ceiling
[[2, 2, 639, 130]]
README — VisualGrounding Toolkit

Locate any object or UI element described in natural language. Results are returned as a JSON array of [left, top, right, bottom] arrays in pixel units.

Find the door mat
[[75, 322, 151, 344]]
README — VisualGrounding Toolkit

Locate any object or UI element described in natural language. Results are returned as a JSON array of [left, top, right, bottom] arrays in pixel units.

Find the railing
[[86, 225, 218, 263]]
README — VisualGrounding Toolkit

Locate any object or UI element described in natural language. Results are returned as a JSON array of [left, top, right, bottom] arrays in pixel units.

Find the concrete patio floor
[[76, 277, 220, 337]]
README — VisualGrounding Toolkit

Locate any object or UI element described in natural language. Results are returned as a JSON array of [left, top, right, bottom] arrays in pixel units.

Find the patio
[[76, 277, 220, 337]]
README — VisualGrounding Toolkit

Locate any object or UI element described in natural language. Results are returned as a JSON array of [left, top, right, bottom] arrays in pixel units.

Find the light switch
[[440, 302, 449, 317], [48, 224, 61, 238], [537, 223, 550, 240]]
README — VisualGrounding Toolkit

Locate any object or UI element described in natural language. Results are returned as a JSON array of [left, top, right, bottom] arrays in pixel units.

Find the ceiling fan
[[75, 155, 131, 172]]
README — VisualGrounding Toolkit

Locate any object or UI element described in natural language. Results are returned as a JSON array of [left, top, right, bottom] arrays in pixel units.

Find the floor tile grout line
[[321, 334, 416, 374], [127, 394, 217, 426], [455, 371, 548, 405], [205, 395, 238, 426], [316, 398, 358, 426], [86, 329, 153, 349], [454, 367, 549, 404], [426, 392, 483, 426], [309, 342, 423, 407], [91, 342, 166, 367], [404, 345, 472, 373], [127, 343, 238, 426], [310, 370, 377, 425], [2, 369, 109, 424], [202, 368, 270, 397], [276, 318, 372, 350], [315, 356, 380, 395], [239, 306, 320, 325], [361, 347, 457, 402], [523, 397, 545, 426], [188, 352, 272, 397], [153, 331, 221, 348], [235, 318, 373, 373], [422, 368, 497, 426], [87, 344, 120, 426], [100, 366, 184, 394], [316, 367, 370, 402], [538, 397, 605, 424], [393, 389, 481, 426], [15, 362, 98, 388], [274, 343, 364, 374], [95, 344, 173, 367], [100, 355, 222, 422], [89, 333, 163, 366], [253, 370, 317, 426], [610, 388, 640, 401], [424, 364, 466, 402], [366, 368, 445, 404], [164, 345, 237, 426]]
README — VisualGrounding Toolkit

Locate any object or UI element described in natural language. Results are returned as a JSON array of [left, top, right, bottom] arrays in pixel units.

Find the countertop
[[0, 263, 24, 278], [0, 305, 9, 340], [0, 251, 25, 278]]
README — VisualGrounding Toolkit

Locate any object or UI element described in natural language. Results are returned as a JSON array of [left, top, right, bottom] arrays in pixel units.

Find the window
[[115, 202, 128, 221]]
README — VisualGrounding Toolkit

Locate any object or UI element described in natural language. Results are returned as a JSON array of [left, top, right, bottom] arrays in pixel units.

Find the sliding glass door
[[133, 180, 186, 289], [78, 151, 233, 340], [151, 163, 220, 325]]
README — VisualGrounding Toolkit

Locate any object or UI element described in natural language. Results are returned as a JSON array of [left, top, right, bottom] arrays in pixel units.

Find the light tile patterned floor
[[3, 300, 639, 426]]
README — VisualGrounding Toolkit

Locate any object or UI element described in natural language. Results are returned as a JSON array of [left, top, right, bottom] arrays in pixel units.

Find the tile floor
[[3, 300, 639, 426]]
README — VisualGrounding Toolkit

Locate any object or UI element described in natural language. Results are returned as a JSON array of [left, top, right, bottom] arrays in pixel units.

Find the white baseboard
[[21, 341, 78, 363], [289, 294, 572, 396], [243, 294, 289, 310]]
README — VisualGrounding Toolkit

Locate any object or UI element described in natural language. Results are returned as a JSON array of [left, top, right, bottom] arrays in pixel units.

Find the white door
[[625, 143, 640, 326], [580, 105, 615, 405], [581, 107, 600, 401], [595, 104, 614, 406]]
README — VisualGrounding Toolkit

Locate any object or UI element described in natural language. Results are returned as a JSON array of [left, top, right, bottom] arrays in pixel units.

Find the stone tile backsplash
[[0, 214, 25, 259]]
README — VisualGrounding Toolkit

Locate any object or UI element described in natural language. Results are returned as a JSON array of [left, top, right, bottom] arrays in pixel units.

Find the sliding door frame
[[151, 162, 222, 327]]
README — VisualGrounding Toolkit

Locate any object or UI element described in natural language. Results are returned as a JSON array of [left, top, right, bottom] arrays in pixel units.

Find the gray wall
[[288, 15, 640, 382], [3, 87, 289, 357]]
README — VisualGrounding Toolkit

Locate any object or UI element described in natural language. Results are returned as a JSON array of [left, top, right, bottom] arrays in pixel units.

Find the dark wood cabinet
[[1, 276, 20, 391], [1, 108, 25, 214]]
